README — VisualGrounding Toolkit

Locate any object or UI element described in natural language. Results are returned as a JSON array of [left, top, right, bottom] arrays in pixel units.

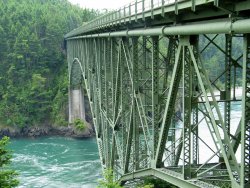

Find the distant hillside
[[0, 0, 98, 127]]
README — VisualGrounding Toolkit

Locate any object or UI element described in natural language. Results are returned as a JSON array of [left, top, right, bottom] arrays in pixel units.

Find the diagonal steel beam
[[189, 45, 240, 187], [155, 44, 182, 168]]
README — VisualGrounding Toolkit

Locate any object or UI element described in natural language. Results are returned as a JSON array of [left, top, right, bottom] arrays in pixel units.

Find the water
[[8, 102, 242, 187], [9, 137, 102, 188], [167, 101, 242, 165]]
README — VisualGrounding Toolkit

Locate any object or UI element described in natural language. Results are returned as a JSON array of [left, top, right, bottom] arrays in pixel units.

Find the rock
[[0, 123, 95, 139]]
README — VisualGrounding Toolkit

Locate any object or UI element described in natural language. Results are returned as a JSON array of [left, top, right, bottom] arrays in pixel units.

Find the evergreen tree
[[0, 136, 19, 187], [0, 0, 99, 127]]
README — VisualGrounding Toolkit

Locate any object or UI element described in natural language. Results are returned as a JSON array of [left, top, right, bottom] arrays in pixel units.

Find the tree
[[0, 0, 99, 127], [98, 169, 122, 188], [0, 136, 19, 187]]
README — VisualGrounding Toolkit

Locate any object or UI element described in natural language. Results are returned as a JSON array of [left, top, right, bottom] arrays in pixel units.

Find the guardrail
[[84, 0, 180, 28], [66, 0, 189, 38]]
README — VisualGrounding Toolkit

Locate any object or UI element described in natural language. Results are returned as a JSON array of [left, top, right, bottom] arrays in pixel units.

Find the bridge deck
[[65, 0, 250, 39]]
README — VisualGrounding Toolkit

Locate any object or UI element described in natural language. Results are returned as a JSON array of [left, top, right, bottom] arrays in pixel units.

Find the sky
[[68, 0, 133, 10]]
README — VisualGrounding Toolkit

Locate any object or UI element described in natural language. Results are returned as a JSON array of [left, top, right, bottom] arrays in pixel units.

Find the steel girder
[[65, 1, 250, 188], [65, 0, 250, 38], [241, 34, 250, 187], [66, 31, 250, 188]]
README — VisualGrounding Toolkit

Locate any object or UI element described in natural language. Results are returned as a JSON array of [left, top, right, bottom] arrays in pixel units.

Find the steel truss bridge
[[65, 0, 250, 187]]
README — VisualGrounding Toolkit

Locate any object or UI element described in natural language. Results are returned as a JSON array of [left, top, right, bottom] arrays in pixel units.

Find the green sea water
[[9, 136, 102, 188]]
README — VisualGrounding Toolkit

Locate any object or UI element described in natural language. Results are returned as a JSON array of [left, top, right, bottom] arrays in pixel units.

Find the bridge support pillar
[[69, 86, 85, 124]]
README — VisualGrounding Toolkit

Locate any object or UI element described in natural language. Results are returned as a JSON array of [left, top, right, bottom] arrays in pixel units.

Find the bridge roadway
[[65, 1, 250, 187]]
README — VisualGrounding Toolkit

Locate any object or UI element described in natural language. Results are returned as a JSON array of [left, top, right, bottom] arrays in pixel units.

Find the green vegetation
[[138, 177, 178, 188], [0, 136, 19, 187], [97, 172, 178, 188], [0, 1, 242, 131], [74, 118, 86, 131], [0, 0, 98, 128], [98, 169, 122, 188], [139, 185, 154, 188]]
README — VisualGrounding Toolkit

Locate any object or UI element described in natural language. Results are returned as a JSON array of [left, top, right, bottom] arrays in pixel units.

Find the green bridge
[[65, 0, 250, 187]]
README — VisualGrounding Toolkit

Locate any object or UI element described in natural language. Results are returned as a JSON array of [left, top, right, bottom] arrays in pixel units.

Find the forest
[[0, 0, 243, 129], [0, 0, 98, 128]]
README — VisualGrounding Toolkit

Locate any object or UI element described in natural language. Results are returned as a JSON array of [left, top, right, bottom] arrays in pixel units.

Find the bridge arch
[[68, 58, 85, 124]]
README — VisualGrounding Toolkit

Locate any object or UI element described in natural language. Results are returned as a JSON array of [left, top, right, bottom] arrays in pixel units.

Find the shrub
[[98, 169, 122, 188], [73, 118, 86, 131], [138, 177, 178, 188], [0, 136, 19, 187]]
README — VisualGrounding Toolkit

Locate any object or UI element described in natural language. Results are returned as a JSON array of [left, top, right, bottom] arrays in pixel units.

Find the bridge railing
[[88, 0, 179, 27], [66, 0, 189, 38]]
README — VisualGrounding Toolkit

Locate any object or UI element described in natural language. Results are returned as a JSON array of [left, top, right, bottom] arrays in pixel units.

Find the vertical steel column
[[89, 38, 95, 103], [152, 36, 159, 164], [110, 38, 118, 170], [156, 41, 182, 168], [113, 38, 121, 124], [224, 34, 232, 153], [113, 38, 123, 176], [85, 39, 90, 86], [93, 39, 100, 133], [123, 37, 136, 173], [122, 38, 134, 173], [192, 101, 198, 165], [142, 36, 153, 161], [142, 36, 147, 75], [241, 34, 250, 187], [165, 37, 177, 166], [170, 121, 176, 165], [89, 38, 106, 170], [182, 36, 192, 180], [100, 38, 108, 168], [96, 38, 103, 137], [192, 36, 199, 166], [132, 37, 140, 171], [110, 38, 115, 120], [141, 36, 149, 168], [105, 38, 111, 168], [120, 37, 127, 170]]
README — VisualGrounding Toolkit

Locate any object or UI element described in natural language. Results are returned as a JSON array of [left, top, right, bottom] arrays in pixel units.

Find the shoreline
[[0, 125, 95, 139]]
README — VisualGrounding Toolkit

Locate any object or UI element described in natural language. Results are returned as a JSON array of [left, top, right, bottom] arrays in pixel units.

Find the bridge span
[[65, 1, 250, 187]]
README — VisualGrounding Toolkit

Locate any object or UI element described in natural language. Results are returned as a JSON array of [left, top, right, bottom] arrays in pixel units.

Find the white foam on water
[[168, 102, 242, 165], [11, 137, 101, 188]]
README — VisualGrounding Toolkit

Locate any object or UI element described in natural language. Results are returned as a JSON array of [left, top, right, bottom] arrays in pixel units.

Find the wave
[[12, 137, 102, 187]]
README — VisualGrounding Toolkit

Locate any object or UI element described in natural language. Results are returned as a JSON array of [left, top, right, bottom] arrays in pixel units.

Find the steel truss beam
[[120, 168, 210, 188], [67, 29, 249, 187], [241, 34, 250, 187], [224, 34, 232, 154]]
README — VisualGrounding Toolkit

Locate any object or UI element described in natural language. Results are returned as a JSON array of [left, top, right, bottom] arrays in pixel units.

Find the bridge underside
[[66, 1, 250, 187]]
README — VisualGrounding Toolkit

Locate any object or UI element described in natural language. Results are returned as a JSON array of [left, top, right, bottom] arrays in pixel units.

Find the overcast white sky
[[68, 0, 133, 10]]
